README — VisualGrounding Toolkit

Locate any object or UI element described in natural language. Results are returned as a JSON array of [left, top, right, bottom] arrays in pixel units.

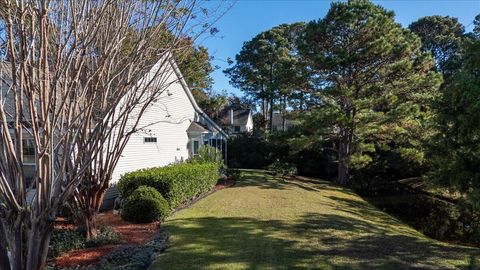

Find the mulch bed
[[51, 178, 235, 268]]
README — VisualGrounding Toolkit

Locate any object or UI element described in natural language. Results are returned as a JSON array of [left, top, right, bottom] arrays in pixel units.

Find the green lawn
[[150, 170, 480, 270]]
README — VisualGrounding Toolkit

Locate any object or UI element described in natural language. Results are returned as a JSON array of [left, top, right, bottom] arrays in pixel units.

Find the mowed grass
[[150, 170, 480, 270]]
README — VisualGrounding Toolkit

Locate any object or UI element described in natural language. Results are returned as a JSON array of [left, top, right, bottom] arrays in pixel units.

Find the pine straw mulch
[[51, 178, 236, 268]]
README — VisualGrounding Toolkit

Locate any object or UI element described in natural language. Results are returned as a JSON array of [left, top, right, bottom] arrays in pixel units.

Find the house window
[[234, 126, 241, 132], [144, 137, 157, 143], [193, 140, 200, 155], [23, 139, 35, 164]]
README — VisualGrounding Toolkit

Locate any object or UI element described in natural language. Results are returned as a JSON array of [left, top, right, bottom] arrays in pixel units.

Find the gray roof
[[187, 121, 210, 134], [219, 108, 251, 126]]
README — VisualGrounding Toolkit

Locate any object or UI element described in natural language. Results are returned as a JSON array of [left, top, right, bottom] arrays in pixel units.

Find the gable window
[[144, 137, 157, 143]]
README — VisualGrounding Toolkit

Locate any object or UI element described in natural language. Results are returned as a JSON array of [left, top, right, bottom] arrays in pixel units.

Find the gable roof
[[168, 58, 229, 139], [219, 108, 252, 126], [187, 121, 210, 134]]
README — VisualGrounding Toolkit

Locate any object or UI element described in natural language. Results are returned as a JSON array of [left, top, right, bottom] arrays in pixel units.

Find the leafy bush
[[85, 226, 121, 248], [227, 135, 271, 169], [88, 232, 168, 270], [122, 186, 170, 223], [268, 160, 297, 177], [49, 229, 85, 258], [191, 145, 223, 166], [118, 161, 220, 208]]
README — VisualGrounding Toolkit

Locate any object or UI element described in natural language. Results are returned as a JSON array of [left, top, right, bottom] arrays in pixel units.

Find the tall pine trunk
[[337, 131, 350, 185], [269, 98, 274, 131]]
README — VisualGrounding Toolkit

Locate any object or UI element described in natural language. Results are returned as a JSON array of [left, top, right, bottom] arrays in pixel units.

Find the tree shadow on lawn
[[153, 171, 480, 270], [156, 214, 480, 270], [233, 169, 355, 195]]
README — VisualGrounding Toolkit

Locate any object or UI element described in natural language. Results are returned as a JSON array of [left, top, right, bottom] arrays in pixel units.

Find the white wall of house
[[110, 62, 197, 184]]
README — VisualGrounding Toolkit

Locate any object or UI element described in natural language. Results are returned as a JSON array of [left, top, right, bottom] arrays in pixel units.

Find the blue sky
[[200, 0, 480, 96]]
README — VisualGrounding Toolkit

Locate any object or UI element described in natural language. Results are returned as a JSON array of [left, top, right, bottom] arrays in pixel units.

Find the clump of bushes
[[49, 226, 121, 259], [118, 161, 220, 209], [268, 160, 297, 177], [122, 186, 170, 223], [85, 226, 121, 248], [49, 229, 86, 258]]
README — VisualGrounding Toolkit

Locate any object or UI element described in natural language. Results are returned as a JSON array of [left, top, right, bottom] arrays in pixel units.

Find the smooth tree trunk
[[74, 174, 110, 240], [25, 221, 53, 270]]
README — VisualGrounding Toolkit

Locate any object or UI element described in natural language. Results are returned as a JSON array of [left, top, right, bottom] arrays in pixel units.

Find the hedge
[[118, 161, 220, 208]]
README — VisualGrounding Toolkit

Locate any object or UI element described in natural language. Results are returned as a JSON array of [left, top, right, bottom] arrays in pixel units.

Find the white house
[[0, 58, 228, 206], [218, 107, 254, 134], [110, 58, 228, 183]]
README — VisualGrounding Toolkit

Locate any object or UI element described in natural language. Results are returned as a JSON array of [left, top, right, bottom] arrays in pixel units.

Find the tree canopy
[[295, 0, 442, 184]]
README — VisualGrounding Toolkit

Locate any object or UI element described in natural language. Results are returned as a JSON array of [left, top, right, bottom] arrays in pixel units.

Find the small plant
[[122, 186, 171, 223], [268, 160, 297, 178], [49, 229, 85, 258], [85, 226, 121, 248]]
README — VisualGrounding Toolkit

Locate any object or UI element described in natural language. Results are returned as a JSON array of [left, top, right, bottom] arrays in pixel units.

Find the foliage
[[48, 229, 86, 259], [224, 23, 309, 130], [409, 16, 465, 74], [190, 145, 224, 166], [268, 160, 297, 177], [428, 38, 480, 207], [118, 162, 220, 208], [87, 233, 168, 270], [122, 186, 171, 223], [85, 226, 121, 248], [227, 135, 272, 169], [296, 0, 442, 184], [176, 43, 214, 93]]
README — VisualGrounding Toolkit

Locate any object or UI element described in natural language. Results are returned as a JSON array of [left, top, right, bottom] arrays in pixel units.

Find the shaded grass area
[[150, 170, 480, 270]]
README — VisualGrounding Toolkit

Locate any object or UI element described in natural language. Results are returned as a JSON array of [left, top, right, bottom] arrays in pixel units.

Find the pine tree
[[297, 0, 442, 184]]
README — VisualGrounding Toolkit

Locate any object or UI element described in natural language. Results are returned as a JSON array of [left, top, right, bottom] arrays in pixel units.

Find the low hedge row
[[118, 161, 220, 209]]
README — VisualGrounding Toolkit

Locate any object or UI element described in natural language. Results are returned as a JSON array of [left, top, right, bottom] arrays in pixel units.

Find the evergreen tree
[[429, 38, 480, 205], [224, 23, 306, 131], [297, 0, 442, 184], [409, 16, 465, 75]]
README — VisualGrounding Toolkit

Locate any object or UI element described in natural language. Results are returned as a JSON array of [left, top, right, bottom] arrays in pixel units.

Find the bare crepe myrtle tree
[[67, 3, 231, 240], [0, 0, 225, 269]]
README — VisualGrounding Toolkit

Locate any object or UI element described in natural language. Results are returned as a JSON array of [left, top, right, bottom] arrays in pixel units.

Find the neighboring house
[[0, 58, 228, 206], [218, 107, 254, 134], [271, 112, 297, 132]]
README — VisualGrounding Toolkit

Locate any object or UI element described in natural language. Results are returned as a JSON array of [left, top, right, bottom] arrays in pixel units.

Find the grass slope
[[150, 170, 480, 270]]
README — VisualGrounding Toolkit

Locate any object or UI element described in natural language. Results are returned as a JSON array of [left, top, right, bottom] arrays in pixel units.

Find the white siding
[[111, 62, 196, 184], [245, 113, 254, 132]]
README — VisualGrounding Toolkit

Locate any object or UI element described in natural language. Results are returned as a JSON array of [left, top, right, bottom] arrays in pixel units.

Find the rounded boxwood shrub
[[122, 186, 170, 223]]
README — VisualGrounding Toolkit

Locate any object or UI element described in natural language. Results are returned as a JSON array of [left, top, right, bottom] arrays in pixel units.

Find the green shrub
[[118, 162, 220, 208], [122, 186, 170, 223], [49, 229, 85, 258], [85, 226, 121, 248], [190, 145, 223, 166], [268, 160, 297, 177]]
